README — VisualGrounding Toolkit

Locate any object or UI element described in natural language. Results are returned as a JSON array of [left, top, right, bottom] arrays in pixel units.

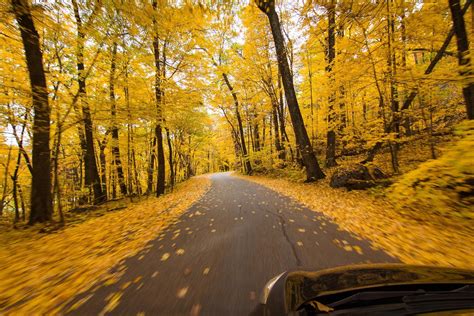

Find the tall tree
[[256, 0, 325, 181], [11, 0, 53, 223], [221, 72, 253, 174], [152, 0, 166, 196], [448, 0, 474, 120], [109, 41, 127, 195], [71, 0, 105, 203], [386, 0, 400, 173], [325, 0, 337, 167]]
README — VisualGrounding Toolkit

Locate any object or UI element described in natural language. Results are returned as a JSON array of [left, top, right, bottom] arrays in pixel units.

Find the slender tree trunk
[[19, 183, 26, 221], [132, 148, 141, 195], [99, 140, 107, 196], [277, 72, 287, 157], [72, 0, 105, 203], [6, 108, 33, 176], [325, 0, 337, 168], [186, 135, 194, 178], [147, 135, 156, 194], [166, 128, 175, 189], [109, 42, 127, 195], [387, 0, 400, 173], [53, 120, 64, 224], [222, 73, 252, 174], [12, 178, 19, 224], [337, 25, 347, 131], [0, 146, 11, 217], [306, 49, 315, 146], [254, 118, 260, 152], [272, 101, 284, 160], [152, 0, 165, 196], [11, 122, 28, 222], [125, 67, 134, 194], [154, 112, 165, 196], [257, 1, 325, 181], [449, 0, 474, 119], [12, 0, 53, 223]]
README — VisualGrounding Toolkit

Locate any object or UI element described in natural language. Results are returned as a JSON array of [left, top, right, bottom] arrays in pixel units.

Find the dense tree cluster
[[0, 0, 472, 224]]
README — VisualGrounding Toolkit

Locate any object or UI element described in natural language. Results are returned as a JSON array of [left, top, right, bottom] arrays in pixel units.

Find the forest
[[1, 0, 472, 226], [1, 0, 474, 314]]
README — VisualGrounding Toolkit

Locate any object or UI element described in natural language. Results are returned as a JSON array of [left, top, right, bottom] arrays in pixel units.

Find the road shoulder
[[236, 173, 474, 270]]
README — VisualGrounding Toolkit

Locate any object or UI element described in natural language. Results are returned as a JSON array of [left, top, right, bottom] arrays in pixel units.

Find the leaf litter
[[0, 176, 211, 314], [238, 174, 474, 269]]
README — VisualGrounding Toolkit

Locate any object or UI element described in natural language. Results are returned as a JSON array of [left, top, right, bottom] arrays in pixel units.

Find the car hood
[[282, 264, 474, 312]]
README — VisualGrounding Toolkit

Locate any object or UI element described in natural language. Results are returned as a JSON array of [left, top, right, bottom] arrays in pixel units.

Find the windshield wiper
[[404, 285, 474, 314], [329, 290, 425, 308], [308, 285, 474, 315]]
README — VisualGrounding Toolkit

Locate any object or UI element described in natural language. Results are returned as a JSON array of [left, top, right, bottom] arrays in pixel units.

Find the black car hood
[[282, 264, 474, 312]]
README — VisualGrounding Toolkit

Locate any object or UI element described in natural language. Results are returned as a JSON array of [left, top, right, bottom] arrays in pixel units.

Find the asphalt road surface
[[68, 172, 397, 315]]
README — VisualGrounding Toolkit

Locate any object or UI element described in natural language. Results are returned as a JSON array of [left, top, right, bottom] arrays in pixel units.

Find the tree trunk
[[72, 0, 105, 203], [154, 76, 166, 196], [12, 0, 53, 223], [109, 42, 127, 195], [98, 139, 107, 197], [272, 101, 284, 160], [152, 1, 166, 196], [257, 1, 325, 181], [147, 135, 156, 194], [449, 0, 474, 119], [132, 148, 141, 195], [325, 0, 337, 168], [222, 73, 252, 174], [0, 146, 11, 217], [53, 118, 64, 224], [6, 108, 33, 175], [124, 66, 135, 194], [253, 118, 260, 152], [387, 0, 400, 173], [277, 72, 288, 158], [166, 128, 175, 189]]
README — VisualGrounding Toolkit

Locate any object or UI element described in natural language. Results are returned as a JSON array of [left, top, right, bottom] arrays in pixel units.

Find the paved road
[[69, 172, 396, 315]]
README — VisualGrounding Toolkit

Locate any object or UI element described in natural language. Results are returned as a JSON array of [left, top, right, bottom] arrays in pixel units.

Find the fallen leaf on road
[[66, 294, 93, 312], [203, 267, 210, 275], [353, 246, 364, 255], [250, 291, 256, 300], [134, 276, 142, 283], [177, 287, 189, 298], [190, 304, 201, 316], [161, 253, 170, 261], [100, 291, 122, 315]]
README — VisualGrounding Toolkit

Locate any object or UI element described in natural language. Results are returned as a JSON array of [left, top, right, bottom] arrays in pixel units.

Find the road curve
[[68, 172, 397, 315]]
